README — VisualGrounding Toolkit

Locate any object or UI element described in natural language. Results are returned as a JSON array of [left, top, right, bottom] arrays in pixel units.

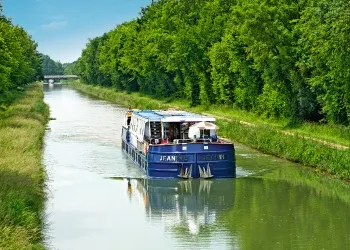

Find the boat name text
[[159, 154, 227, 162], [160, 155, 188, 162], [202, 154, 227, 161]]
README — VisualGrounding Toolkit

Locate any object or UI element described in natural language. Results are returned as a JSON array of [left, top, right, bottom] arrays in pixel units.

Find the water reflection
[[43, 82, 63, 91], [128, 179, 235, 236], [220, 178, 350, 250]]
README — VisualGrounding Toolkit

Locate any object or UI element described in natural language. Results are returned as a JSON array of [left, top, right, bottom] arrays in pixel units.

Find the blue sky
[[2, 0, 151, 63]]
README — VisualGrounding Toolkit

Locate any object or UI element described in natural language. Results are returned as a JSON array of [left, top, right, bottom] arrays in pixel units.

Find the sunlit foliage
[[76, 0, 350, 125], [0, 6, 42, 102]]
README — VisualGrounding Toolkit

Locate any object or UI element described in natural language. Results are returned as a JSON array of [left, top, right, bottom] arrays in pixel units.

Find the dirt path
[[203, 112, 349, 151]]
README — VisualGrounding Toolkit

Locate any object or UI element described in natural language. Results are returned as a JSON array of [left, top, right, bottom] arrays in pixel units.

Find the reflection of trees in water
[[127, 178, 236, 242], [264, 165, 350, 207], [125, 167, 350, 249], [220, 178, 350, 250], [126, 174, 350, 249]]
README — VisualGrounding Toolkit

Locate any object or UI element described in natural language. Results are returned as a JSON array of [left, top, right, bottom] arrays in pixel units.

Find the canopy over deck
[[132, 110, 216, 123]]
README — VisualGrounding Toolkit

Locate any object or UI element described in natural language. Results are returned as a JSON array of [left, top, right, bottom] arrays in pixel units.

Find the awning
[[189, 121, 219, 130]]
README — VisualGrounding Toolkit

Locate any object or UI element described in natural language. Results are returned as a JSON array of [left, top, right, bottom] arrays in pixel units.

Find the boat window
[[133, 119, 137, 132], [129, 118, 133, 131], [138, 119, 141, 135], [150, 121, 161, 140], [132, 119, 135, 132], [144, 122, 150, 140], [180, 122, 189, 139], [166, 122, 182, 142], [203, 129, 210, 138]]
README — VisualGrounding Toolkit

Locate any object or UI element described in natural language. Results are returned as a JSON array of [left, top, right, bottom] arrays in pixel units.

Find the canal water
[[43, 84, 350, 250]]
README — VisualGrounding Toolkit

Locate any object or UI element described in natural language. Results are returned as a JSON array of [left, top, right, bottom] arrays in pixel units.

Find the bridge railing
[[43, 75, 79, 83], [43, 75, 78, 79]]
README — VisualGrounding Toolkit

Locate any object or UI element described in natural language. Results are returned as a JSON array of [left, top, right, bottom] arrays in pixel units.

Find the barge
[[121, 109, 235, 178]]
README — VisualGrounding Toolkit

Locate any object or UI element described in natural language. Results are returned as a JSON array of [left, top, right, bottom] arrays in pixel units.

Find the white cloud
[[41, 21, 68, 31]]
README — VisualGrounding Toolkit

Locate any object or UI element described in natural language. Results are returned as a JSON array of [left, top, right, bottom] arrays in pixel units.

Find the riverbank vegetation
[[0, 83, 49, 250], [0, 4, 48, 249]]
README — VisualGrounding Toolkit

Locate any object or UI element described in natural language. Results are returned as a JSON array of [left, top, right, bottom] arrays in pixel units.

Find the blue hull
[[122, 139, 236, 179]]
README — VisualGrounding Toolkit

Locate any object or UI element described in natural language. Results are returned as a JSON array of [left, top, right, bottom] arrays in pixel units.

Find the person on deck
[[126, 106, 132, 126]]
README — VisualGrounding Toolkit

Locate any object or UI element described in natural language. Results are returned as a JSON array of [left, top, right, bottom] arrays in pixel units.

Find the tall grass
[[0, 83, 49, 250], [69, 80, 350, 179]]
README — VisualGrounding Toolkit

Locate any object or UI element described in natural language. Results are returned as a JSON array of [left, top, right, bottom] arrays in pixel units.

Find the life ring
[[144, 143, 149, 155]]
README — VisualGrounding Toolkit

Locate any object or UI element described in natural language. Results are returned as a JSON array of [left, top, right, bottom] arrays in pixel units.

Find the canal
[[43, 84, 350, 250]]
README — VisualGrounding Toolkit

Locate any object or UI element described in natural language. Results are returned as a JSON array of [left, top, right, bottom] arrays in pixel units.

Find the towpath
[[202, 112, 349, 151]]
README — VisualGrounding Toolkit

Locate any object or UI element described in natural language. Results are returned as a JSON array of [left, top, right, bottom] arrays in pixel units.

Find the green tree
[[63, 61, 78, 75], [297, 0, 350, 124], [75, 0, 350, 125], [0, 3, 42, 102], [41, 54, 64, 75]]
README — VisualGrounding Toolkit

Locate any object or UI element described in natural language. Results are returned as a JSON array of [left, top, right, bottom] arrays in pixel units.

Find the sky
[[2, 0, 151, 63]]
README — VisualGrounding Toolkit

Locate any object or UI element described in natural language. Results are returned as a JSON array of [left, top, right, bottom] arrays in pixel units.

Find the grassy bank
[[217, 120, 350, 178], [0, 83, 49, 250], [69, 80, 350, 179]]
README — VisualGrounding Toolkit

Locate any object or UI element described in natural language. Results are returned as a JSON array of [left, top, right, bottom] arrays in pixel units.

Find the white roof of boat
[[132, 110, 216, 122]]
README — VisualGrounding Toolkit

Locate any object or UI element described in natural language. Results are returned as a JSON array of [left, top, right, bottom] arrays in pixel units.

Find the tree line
[[41, 54, 64, 75], [41, 54, 79, 75], [75, 0, 350, 125], [0, 2, 42, 101]]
